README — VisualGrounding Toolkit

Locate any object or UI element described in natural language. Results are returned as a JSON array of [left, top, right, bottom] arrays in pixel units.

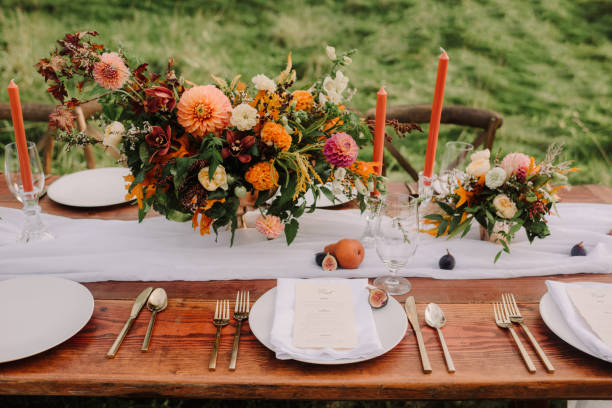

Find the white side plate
[[48, 167, 132, 207], [249, 286, 407, 364], [0, 276, 94, 363], [539, 291, 607, 362]]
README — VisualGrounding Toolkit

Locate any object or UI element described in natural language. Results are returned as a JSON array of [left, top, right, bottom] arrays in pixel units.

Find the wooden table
[[1, 179, 612, 401]]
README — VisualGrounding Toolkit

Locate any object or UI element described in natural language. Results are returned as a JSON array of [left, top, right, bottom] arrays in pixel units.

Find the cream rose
[[251, 74, 276, 93], [493, 194, 517, 219], [198, 165, 229, 191], [230, 103, 258, 131], [470, 149, 490, 162], [466, 158, 490, 178], [102, 121, 125, 148]]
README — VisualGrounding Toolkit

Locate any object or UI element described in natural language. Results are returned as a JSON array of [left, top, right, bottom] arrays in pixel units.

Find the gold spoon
[[141, 288, 168, 352]]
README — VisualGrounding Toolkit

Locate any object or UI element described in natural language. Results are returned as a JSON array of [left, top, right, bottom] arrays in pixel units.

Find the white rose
[[230, 103, 258, 131], [198, 165, 229, 191], [333, 167, 347, 180], [485, 167, 506, 189], [103, 121, 125, 148], [493, 194, 517, 219], [325, 45, 337, 60], [355, 178, 368, 195], [466, 159, 490, 178], [325, 90, 343, 104], [470, 149, 490, 162], [251, 74, 276, 93]]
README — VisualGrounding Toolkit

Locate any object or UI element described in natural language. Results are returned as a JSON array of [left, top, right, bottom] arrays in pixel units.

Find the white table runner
[[0, 203, 610, 282]]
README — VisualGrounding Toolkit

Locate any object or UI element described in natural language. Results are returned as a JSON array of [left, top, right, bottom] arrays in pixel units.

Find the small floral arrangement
[[425, 144, 578, 261], [37, 32, 386, 244]]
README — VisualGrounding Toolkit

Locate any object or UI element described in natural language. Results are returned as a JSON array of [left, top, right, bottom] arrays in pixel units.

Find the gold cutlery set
[[210, 290, 251, 370], [494, 293, 554, 373]]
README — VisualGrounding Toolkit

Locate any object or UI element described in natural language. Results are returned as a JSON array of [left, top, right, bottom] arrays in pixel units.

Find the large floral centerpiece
[[424, 144, 578, 261], [37, 32, 381, 244]]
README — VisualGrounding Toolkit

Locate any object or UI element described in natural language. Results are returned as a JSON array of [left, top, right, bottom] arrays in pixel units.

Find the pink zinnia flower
[[255, 215, 284, 239], [92, 52, 130, 90], [323, 132, 358, 168], [177, 85, 232, 138], [501, 153, 530, 178]]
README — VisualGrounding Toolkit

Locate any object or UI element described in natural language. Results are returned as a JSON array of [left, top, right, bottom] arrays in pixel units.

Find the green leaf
[[304, 114, 327, 135], [437, 219, 449, 237], [285, 219, 299, 245], [320, 186, 336, 204], [294, 200, 307, 218], [508, 222, 523, 236], [447, 216, 460, 235], [138, 142, 150, 164], [435, 201, 455, 215], [166, 209, 192, 222], [494, 250, 502, 263], [424, 214, 444, 221], [447, 218, 471, 239]]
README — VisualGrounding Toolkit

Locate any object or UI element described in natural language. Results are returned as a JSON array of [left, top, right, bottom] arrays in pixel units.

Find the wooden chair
[[365, 105, 503, 180], [0, 101, 104, 174]]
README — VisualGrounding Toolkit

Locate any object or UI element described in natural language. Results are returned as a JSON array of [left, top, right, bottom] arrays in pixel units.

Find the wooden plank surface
[[1, 177, 612, 400]]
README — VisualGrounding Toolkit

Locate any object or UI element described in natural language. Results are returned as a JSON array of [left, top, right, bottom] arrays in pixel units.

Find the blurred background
[[1, 0, 610, 185]]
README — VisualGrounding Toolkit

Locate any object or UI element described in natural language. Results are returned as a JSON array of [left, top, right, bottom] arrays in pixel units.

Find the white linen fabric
[[545, 280, 612, 363], [0, 202, 611, 281], [269, 278, 382, 361]]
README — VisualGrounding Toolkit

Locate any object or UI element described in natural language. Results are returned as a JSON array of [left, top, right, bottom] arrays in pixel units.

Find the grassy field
[[0, 0, 611, 185], [0, 1, 609, 407]]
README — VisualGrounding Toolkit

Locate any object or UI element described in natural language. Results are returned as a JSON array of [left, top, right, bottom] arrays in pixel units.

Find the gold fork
[[503, 293, 555, 373], [493, 302, 536, 373], [229, 290, 250, 371], [209, 299, 230, 371]]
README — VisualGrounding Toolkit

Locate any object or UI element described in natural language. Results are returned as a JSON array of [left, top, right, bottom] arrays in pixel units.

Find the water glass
[[374, 193, 419, 295], [440, 141, 474, 174], [4, 141, 54, 243], [360, 194, 383, 248]]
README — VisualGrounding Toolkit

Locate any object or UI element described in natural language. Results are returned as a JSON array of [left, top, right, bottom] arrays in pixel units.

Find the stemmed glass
[[4, 141, 54, 243], [360, 194, 383, 248], [374, 193, 419, 295]]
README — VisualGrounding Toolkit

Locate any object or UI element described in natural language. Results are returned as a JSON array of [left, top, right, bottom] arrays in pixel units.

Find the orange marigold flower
[[349, 160, 379, 183], [177, 85, 232, 138], [260, 121, 291, 152], [245, 161, 279, 191], [291, 90, 314, 111], [93, 52, 130, 90]]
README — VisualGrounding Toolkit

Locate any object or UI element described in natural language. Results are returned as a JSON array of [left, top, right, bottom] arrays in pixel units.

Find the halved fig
[[368, 287, 388, 309]]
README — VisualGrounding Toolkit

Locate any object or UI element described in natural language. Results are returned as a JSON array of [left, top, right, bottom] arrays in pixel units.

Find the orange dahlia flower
[[93, 52, 130, 90], [245, 161, 279, 191], [260, 121, 291, 152], [291, 90, 314, 111], [177, 85, 232, 138]]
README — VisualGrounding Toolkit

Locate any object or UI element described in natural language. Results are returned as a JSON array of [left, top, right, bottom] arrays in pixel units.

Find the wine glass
[[4, 141, 54, 243], [440, 141, 474, 174], [374, 193, 419, 295], [360, 194, 383, 248]]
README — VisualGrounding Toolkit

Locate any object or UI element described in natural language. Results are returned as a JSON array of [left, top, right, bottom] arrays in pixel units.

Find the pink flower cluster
[[255, 215, 284, 239], [323, 132, 358, 168], [501, 153, 530, 179]]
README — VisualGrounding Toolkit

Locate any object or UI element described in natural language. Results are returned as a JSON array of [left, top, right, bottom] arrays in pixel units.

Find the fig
[[321, 253, 338, 271], [323, 239, 365, 269], [368, 287, 388, 309], [439, 249, 456, 270], [570, 241, 587, 256], [315, 252, 327, 266]]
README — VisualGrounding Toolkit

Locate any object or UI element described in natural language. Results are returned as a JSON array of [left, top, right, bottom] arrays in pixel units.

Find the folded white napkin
[[269, 278, 383, 361], [546, 280, 612, 362]]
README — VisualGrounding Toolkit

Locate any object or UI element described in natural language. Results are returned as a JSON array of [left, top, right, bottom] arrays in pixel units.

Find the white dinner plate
[[539, 292, 604, 362], [0, 276, 94, 363], [48, 167, 132, 207], [267, 184, 354, 208], [249, 286, 407, 364]]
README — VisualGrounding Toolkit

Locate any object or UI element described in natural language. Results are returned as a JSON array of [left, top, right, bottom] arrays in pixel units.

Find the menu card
[[566, 286, 612, 347], [292, 281, 357, 350]]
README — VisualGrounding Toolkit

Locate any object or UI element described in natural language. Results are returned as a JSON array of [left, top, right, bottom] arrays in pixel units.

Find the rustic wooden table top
[[1, 177, 611, 400]]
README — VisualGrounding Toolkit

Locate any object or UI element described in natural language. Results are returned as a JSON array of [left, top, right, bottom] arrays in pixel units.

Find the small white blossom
[[343, 56, 352, 65], [331, 180, 344, 195], [355, 178, 368, 195], [470, 149, 490, 162], [230, 103, 259, 131], [485, 167, 507, 189], [251, 74, 276, 92], [333, 167, 347, 180], [103, 121, 125, 148], [326, 45, 337, 60]]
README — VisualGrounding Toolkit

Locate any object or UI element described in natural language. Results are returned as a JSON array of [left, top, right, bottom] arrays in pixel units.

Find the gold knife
[[405, 296, 432, 373], [106, 287, 154, 358]]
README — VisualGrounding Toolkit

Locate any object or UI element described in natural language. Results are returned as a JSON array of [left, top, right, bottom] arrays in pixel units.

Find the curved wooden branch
[[0, 101, 101, 123]]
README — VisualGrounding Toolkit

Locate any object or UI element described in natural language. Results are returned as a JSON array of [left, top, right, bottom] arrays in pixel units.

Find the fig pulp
[[368, 287, 388, 309], [321, 253, 338, 271]]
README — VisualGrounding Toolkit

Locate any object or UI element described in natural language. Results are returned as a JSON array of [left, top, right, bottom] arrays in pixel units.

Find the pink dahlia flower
[[92, 52, 130, 90], [255, 215, 284, 239], [323, 132, 358, 168], [177, 85, 232, 138], [501, 153, 530, 178]]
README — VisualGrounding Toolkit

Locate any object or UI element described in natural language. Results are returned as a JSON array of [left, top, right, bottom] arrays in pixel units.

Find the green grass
[[1, 0, 611, 184]]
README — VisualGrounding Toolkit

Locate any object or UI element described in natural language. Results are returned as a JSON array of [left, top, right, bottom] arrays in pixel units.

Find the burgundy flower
[[144, 86, 176, 113], [221, 129, 255, 164], [145, 125, 172, 162]]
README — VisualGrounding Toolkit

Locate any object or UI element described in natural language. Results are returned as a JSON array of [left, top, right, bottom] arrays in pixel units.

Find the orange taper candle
[[372, 87, 387, 176], [8, 80, 34, 192], [423, 49, 449, 179]]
